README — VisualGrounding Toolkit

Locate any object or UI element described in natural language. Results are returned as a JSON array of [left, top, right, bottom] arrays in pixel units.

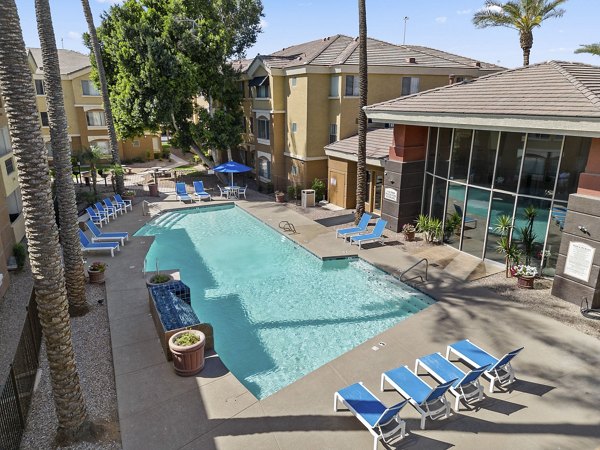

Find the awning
[[249, 76, 269, 87]]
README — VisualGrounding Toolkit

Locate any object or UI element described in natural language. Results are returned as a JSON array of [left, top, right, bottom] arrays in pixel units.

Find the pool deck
[[100, 195, 600, 450]]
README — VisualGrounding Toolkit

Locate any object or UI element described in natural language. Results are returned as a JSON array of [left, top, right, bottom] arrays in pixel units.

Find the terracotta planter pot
[[122, 194, 135, 202], [517, 276, 535, 289], [403, 231, 415, 242], [88, 269, 105, 284], [169, 330, 206, 376], [275, 193, 285, 203]]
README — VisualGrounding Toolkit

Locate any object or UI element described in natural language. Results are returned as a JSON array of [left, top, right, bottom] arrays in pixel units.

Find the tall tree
[[81, 0, 125, 194], [88, 0, 262, 157], [473, 0, 567, 66], [35, 0, 88, 315], [575, 43, 600, 56], [0, 0, 90, 443], [355, 0, 368, 223]]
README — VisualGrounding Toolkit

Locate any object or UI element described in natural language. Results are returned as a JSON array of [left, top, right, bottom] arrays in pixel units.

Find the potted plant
[[402, 224, 416, 241], [275, 190, 285, 203], [122, 190, 136, 201], [512, 264, 538, 289], [443, 212, 462, 242], [88, 261, 107, 284], [168, 329, 206, 376], [146, 272, 174, 287], [415, 214, 442, 244]]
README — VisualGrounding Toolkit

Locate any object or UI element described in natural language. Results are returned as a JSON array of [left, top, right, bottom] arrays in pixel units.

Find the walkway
[[98, 195, 600, 450]]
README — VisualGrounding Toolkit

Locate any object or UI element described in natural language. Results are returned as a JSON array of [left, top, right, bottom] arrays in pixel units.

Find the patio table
[[224, 186, 240, 199]]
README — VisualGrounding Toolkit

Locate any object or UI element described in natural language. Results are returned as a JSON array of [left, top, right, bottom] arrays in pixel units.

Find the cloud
[[435, 16, 447, 24], [549, 47, 573, 53], [260, 18, 268, 29], [95, 0, 122, 4], [456, 9, 472, 15], [485, 5, 503, 13], [67, 31, 82, 41]]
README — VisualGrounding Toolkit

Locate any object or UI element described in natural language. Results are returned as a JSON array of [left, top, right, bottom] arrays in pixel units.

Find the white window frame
[[257, 115, 270, 145], [86, 110, 106, 127], [330, 75, 340, 98], [401, 77, 420, 96], [81, 79, 101, 96]]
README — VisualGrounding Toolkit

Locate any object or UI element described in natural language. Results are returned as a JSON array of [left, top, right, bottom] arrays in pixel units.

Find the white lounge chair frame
[[334, 382, 406, 450], [81, 242, 119, 257]]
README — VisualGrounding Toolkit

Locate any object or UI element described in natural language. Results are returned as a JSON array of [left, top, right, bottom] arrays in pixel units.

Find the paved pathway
[[97, 195, 600, 450]]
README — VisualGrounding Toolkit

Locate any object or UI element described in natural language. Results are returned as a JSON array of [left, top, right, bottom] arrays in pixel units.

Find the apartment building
[[28, 48, 160, 162], [237, 34, 503, 194]]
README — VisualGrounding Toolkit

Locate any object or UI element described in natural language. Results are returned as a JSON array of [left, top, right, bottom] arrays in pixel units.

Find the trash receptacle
[[148, 183, 159, 197], [301, 189, 316, 208]]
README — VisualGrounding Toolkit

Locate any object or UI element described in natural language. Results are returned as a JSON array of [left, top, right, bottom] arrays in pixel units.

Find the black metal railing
[[0, 291, 42, 450]]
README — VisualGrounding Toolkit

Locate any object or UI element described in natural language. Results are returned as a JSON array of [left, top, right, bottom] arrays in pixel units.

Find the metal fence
[[0, 291, 42, 450]]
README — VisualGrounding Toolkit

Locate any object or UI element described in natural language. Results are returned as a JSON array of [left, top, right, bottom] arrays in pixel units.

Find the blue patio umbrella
[[213, 161, 252, 186]]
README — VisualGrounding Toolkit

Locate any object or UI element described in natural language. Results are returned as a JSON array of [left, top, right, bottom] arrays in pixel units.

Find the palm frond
[[575, 43, 600, 56]]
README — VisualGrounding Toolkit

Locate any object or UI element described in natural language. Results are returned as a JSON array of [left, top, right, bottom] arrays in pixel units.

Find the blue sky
[[15, 0, 599, 69]]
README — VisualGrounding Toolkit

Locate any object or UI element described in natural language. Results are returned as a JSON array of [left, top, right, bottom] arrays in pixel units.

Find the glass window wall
[[435, 128, 452, 178], [484, 193, 516, 264], [426, 128, 438, 173], [462, 187, 490, 259], [555, 136, 591, 201], [494, 132, 525, 192], [445, 183, 466, 249], [470, 130, 499, 188], [518, 134, 562, 197], [449, 129, 472, 183]]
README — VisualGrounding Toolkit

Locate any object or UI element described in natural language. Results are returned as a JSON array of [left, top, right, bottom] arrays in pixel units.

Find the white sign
[[384, 188, 398, 202], [564, 241, 595, 282]]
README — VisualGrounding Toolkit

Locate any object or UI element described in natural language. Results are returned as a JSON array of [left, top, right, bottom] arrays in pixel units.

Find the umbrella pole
[[230, 172, 234, 187]]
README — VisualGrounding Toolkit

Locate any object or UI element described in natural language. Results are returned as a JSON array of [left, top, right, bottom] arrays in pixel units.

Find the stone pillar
[[552, 138, 600, 308], [381, 124, 428, 232]]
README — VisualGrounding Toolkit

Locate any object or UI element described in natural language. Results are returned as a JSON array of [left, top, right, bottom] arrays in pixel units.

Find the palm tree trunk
[[0, 0, 90, 443], [35, 0, 88, 315], [81, 0, 125, 194], [520, 30, 533, 66], [355, 0, 368, 224]]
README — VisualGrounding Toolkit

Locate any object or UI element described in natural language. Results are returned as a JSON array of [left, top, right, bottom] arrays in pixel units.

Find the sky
[[15, 0, 599, 69]]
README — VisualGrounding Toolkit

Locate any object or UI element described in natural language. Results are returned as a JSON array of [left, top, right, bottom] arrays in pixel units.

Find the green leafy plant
[[88, 261, 106, 272], [311, 178, 326, 202], [150, 274, 171, 284], [174, 331, 200, 347], [287, 185, 298, 201], [444, 212, 462, 242], [415, 214, 442, 243], [13, 243, 26, 269], [519, 205, 538, 266], [494, 215, 520, 277]]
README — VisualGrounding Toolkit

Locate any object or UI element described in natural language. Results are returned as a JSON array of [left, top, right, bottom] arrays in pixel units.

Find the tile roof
[[231, 58, 253, 72], [252, 34, 502, 72], [325, 127, 393, 160], [366, 61, 600, 118], [29, 48, 91, 75]]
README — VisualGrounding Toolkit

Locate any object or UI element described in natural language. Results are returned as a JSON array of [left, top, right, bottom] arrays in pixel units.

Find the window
[[249, 117, 254, 134], [5, 157, 14, 175], [256, 83, 270, 98], [291, 165, 299, 176], [257, 117, 270, 141], [291, 77, 297, 87], [258, 156, 271, 180], [291, 122, 297, 133], [34, 79, 45, 95], [345, 75, 359, 96], [86, 110, 106, 127], [92, 141, 111, 154], [0, 127, 11, 156], [7, 189, 22, 223], [133, 140, 140, 147], [81, 80, 100, 96], [401, 77, 420, 96], [329, 124, 338, 144], [40, 112, 49, 127], [330, 75, 340, 97]]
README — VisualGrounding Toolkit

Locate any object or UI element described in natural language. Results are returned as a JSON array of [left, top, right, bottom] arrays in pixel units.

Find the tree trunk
[[0, 0, 91, 443], [520, 30, 533, 66], [35, 0, 88, 315], [355, 0, 368, 224], [81, 0, 125, 194]]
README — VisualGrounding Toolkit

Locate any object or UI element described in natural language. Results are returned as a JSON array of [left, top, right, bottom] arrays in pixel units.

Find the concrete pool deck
[[97, 194, 600, 450]]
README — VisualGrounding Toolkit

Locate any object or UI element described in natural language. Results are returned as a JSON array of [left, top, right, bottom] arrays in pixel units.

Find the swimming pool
[[136, 205, 435, 399]]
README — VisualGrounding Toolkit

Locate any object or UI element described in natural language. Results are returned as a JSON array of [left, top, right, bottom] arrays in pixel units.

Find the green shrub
[[311, 178, 326, 202], [153, 151, 161, 160], [131, 157, 144, 163], [415, 214, 442, 243], [266, 182, 274, 194], [161, 148, 171, 159], [13, 243, 26, 269], [150, 274, 171, 284], [287, 185, 297, 200], [174, 332, 200, 346]]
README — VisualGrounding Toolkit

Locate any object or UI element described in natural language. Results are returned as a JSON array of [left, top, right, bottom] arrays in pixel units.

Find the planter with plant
[[287, 185, 298, 204], [444, 212, 462, 243], [275, 191, 285, 203], [168, 329, 206, 376], [88, 261, 107, 284], [494, 214, 521, 277], [415, 214, 442, 244], [512, 264, 538, 289], [311, 178, 326, 202], [146, 261, 174, 286], [13, 243, 27, 270], [122, 190, 136, 201], [402, 224, 416, 241]]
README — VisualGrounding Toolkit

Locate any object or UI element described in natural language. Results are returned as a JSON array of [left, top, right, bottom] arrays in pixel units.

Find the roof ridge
[[550, 61, 600, 109], [305, 34, 347, 64], [402, 44, 500, 69]]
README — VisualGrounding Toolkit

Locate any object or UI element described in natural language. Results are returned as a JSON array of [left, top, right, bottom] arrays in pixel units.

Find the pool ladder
[[279, 221, 297, 234], [400, 258, 429, 283]]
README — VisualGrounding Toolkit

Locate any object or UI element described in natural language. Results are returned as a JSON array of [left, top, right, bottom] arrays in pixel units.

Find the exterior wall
[[286, 75, 308, 158], [306, 74, 330, 159], [328, 157, 357, 208], [119, 134, 159, 161]]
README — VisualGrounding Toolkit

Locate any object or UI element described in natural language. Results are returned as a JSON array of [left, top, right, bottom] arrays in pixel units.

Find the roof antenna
[[61, 38, 64, 49], [403, 17, 409, 44]]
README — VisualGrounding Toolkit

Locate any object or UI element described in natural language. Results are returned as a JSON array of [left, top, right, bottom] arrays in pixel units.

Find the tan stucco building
[[236, 35, 503, 196]]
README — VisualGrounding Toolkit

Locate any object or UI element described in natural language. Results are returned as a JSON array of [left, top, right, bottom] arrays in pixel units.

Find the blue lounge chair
[[95, 201, 116, 221], [454, 203, 477, 229], [192, 181, 212, 201], [415, 352, 489, 411], [79, 229, 119, 257], [381, 365, 454, 429], [86, 206, 107, 228], [104, 197, 124, 216], [335, 382, 407, 450], [446, 339, 524, 393], [86, 220, 128, 246], [114, 194, 133, 212], [349, 219, 387, 249], [336, 213, 372, 239], [176, 182, 193, 203]]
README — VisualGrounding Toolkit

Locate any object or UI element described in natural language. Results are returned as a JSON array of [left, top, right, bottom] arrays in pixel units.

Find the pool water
[[136, 205, 435, 399]]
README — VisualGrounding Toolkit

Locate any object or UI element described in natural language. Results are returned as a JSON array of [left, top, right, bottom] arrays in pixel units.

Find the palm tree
[[575, 43, 600, 56], [81, 0, 125, 194], [355, 0, 368, 224], [473, 0, 567, 66], [35, 0, 88, 315], [0, 0, 90, 442], [81, 145, 104, 196]]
